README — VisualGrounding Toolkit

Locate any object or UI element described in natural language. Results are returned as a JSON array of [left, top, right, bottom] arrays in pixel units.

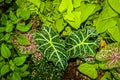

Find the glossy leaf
[[67, 27, 100, 58], [16, 35, 30, 46], [96, 43, 120, 69], [78, 63, 98, 79], [35, 26, 68, 69], [1, 43, 11, 59], [13, 56, 26, 66]]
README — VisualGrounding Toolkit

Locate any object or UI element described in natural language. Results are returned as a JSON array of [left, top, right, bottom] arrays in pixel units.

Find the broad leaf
[[67, 27, 100, 58], [101, 72, 111, 80], [16, 35, 30, 46], [1, 64, 10, 75], [13, 56, 26, 66], [1, 43, 11, 59], [35, 26, 68, 69], [78, 63, 98, 79], [108, 0, 120, 14], [96, 43, 120, 69], [1, 14, 8, 25], [108, 26, 120, 42]]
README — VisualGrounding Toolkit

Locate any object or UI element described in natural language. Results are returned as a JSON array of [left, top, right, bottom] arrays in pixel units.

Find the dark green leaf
[[35, 26, 68, 70], [67, 27, 100, 58]]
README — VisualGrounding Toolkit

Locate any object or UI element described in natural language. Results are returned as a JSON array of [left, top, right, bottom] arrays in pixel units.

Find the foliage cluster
[[0, 0, 120, 80]]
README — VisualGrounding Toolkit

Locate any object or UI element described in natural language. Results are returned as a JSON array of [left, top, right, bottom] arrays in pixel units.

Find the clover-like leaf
[[96, 43, 120, 69], [67, 27, 100, 59], [35, 26, 68, 69]]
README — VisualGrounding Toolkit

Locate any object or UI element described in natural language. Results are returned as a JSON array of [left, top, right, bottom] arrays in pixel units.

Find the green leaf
[[62, 26, 71, 36], [20, 10, 31, 20], [111, 69, 120, 80], [16, 35, 30, 46], [80, 3, 96, 23], [0, 0, 4, 2], [78, 63, 98, 79], [101, 72, 111, 80], [73, 0, 81, 8], [9, 60, 15, 71], [59, 0, 68, 12], [20, 71, 29, 77], [96, 18, 117, 33], [55, 19, 64, 33], [0, 27, 5, 33], [96, 43, 120, 69], [6, 20, 14, 32], [20, 64, 28, 72], [9, 11, 17, 21], [35, 26, 68, 70], [67, 27, 100, 58], [5, 0, 12, 3], [64, 11, 81, 29], [108, 26, 120, 42], [12, 72, 21, 80], [16, 22, 32, 32], [1, 14, 8, 25], [1, 65, 10, 75], [13, 56, 26, 66], [108, 0, 120, 14], [1, 43, 11, 59], [27, 0, 41, 7]]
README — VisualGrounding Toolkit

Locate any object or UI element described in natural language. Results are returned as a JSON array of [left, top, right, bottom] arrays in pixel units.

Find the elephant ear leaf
[[35, 26, 68, 70], [67, 27, 100, 59]]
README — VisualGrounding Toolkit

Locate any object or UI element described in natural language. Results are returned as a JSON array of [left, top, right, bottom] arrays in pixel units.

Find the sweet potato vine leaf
[[35, 26, 68, 70], [67, 27, 100, 59]]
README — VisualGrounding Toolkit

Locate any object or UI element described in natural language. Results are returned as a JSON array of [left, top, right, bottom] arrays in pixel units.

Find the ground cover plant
[[0, 0, 120, 80]]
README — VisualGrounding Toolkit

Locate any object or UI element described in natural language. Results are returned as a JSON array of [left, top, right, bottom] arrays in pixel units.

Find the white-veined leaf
[[35, 26, 68, 70], [67, 27, 100, 59]]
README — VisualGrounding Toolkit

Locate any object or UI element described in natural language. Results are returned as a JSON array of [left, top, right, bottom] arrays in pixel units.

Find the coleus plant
[[35, 26, 100, 70]]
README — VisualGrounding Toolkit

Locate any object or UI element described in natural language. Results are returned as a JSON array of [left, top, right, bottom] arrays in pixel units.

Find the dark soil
[[62, 60, 90, 80]]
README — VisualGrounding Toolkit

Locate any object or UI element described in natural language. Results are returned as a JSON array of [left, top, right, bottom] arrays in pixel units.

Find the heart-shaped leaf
[[67, 27, 100, 59], [78, 63, 98, 79], [96, 43, 120, 69], [35, 26, 68, 70]]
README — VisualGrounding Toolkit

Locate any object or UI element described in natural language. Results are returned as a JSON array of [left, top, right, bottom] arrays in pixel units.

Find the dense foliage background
[[0, 0, 120, 80]]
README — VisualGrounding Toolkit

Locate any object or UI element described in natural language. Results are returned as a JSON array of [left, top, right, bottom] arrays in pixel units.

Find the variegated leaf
[[67, 27, 100, 59], [35, 26, 68, 69], [96, 43, 120, 69]]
